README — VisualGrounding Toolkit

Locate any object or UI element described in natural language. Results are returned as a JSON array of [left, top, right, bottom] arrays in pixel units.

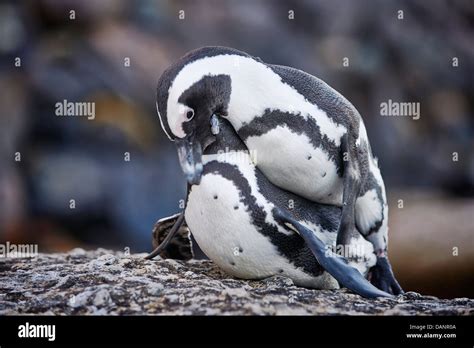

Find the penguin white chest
[[245, 125, 343, 205], [185, 173, 305, 280]]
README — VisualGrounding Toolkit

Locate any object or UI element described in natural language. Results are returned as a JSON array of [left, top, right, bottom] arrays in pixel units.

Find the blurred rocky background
[[0, 0, 472, 298]]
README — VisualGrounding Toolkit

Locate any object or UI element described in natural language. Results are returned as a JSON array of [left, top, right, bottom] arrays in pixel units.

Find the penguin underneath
[[148, 116, 393, 298], [156, 46, 402, 294]]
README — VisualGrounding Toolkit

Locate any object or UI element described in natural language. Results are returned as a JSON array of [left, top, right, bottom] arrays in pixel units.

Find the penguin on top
[[156, 46, 403, 295]]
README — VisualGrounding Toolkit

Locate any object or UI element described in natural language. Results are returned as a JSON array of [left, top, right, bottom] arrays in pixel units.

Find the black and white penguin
[[156, 46, 402, 294], [149, 116, 391, 298]]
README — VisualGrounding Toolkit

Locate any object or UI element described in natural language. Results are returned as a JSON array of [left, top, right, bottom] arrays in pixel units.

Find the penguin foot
[[146, 212, 192, 260], [369, 256, 404, 295]]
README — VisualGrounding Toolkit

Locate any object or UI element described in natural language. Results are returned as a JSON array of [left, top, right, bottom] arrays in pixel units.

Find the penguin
[[148, 116, 392, 298], [156, 46, 402, 294]]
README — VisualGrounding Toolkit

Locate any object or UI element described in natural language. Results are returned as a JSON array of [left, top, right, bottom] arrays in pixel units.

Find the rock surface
[[0, 249, 472, 315]]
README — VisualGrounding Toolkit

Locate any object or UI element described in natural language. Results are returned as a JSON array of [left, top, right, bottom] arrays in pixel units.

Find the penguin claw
[[369, 256, 404, 295]]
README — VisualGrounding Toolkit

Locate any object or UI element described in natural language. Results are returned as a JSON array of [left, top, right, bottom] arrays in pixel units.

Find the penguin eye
[[185, 109, 194, 120]]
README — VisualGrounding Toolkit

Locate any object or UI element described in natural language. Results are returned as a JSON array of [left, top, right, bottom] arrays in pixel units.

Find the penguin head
[[157, 54, 232, 185]]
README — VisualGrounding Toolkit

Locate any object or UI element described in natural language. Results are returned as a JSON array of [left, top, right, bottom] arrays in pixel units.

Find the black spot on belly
[[278, 269, 284, 273], [230, 261, 236, 266], [239, 247, 243, 253], [328, 193, 332, 197], [307, 155, 312, 160], [234, 205, 239, 210], [322, 172, 327, 177], [213, 195, 218, 199]]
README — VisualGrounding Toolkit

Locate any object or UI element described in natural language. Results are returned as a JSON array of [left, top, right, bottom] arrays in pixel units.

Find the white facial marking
[[170, 103, 194, 138], [167, 54, 346, 143], [156, 101, 173, 141], [246, 125, 343, 205]]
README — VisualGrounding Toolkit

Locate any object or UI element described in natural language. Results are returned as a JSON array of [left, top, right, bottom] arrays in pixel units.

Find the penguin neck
[[203, 119, 248, 155]]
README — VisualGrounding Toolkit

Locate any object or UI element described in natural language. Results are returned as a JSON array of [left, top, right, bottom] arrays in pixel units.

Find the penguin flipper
[[272, 208, 393, 299]]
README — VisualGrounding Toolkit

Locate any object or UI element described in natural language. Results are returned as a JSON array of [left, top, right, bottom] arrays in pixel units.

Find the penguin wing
[[272, 208, 393, 299]]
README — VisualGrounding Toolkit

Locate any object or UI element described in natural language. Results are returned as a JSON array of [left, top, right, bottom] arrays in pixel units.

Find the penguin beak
[[176, 136, 203, 185]]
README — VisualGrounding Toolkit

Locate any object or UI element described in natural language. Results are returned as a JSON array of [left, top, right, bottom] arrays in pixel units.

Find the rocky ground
[[0, 249, 472, 315]]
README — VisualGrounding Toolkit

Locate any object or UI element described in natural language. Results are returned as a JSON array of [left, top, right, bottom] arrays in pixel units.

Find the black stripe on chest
[[200, 160, 325, 277], [237, 109, 344, 176]]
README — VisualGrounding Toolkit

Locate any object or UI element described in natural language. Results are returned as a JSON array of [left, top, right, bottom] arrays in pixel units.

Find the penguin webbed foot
[[145, 212, 191, 260], [369, 256, 404, 295], [151, 213, 181, 248], [272, 208, 393, 299]]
